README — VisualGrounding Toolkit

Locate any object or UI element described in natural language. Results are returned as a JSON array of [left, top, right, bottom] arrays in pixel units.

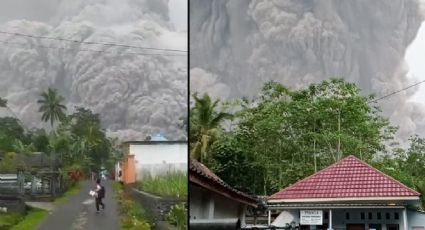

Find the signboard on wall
[[300, 210, 323, 225]]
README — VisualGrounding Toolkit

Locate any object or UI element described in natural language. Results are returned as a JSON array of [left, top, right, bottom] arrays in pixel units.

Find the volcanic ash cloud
[[190, 0, 425, 143], [0, 0, 187, 141]]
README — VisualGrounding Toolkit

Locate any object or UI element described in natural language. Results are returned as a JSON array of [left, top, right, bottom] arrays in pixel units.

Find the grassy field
[[137, 172, 187, 198], [9, 208, 48, 230]]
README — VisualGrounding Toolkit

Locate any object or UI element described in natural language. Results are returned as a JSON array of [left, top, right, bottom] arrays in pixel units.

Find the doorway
[[387, 224, 399, 230], [347, 224, 365, 230]]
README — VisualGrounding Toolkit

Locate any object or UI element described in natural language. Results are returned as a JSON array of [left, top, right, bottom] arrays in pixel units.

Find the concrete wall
[[332, 209, 404, 230], [407, 210, 425, 230], [129, 143, 187, 180], [126, 186, 186, 223], [190, 185, 247, 225]]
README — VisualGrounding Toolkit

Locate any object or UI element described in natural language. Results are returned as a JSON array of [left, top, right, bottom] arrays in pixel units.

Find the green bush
[[137, 172, 187, 198], [112, 182, 151, 230], [165, 203, 187, 230]]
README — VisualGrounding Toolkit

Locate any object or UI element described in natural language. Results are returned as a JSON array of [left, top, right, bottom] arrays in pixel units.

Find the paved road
[[36, 180, 120, 230]]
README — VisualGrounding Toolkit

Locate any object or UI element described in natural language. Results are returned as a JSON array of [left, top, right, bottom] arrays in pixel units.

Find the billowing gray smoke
[[190, 0, 425, 143], [0, 0, 187, 141]]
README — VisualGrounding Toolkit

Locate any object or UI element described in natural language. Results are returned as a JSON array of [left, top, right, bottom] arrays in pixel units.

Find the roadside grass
[[165, 203, 187, 230], [9, 207, 48, 230], [136, 172, 187, 198], [0, 212, 23, 229], [112, 181, 151, 230], [54, 182, 81, 204]]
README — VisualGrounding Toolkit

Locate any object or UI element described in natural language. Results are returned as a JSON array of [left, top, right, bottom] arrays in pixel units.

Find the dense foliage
[[0, 88, 119, 176], [191, 79, 425, 207]]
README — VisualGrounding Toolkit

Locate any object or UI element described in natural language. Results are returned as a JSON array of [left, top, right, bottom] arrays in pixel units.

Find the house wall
[[332, 209, 404, 230], [129, 143, 187, 180], [407, 210, 425, 230], [190, 184, 247, 225], [273, 208, 406, 230], [121, 155, 135, 184]]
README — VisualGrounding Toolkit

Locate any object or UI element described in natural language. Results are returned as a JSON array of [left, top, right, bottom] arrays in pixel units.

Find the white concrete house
[[123, 137, 187, 181], [267, 155, 424, 230]]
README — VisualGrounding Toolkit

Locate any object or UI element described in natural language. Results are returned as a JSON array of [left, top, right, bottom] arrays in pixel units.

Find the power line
[[0, 40, 186, 57], [0, 30, 187, 53], [370, 79, 425, 103]]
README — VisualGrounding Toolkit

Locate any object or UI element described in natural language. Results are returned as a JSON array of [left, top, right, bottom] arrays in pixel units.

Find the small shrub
[[113, 182, 151, 230], [165, 203, 187, 230]]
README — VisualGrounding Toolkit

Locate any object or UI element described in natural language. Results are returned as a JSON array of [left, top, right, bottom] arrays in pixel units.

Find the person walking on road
[[94, 178, 105, 213]]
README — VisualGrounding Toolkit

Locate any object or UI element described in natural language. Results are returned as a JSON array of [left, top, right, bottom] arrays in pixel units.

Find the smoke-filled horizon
[[190, 0, 425, 144], [0, 0, 187, 141]]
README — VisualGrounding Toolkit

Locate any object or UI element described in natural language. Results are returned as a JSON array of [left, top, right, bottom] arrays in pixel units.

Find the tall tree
[[37, 88, 67, 128], [68, 107, 110, 170], [190, 93, 232, 162], [0, 117, 29, 152], [207, 79, 396, 195]]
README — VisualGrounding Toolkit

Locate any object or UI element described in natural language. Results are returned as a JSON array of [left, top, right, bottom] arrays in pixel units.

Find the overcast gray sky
[[169, 0, 187, 31], [406, 20, 425, 103]]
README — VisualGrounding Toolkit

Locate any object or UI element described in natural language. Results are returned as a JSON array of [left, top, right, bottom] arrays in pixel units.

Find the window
[[324, 212, 329, 220], [386, 212, 390, 220], [369, 224, 382, 230], [346, 212, 350, 220], [368, 212, 373, 220], [361, 212, 365, 220], [377, 212, 381, 220], [394, 212, 399, 220]]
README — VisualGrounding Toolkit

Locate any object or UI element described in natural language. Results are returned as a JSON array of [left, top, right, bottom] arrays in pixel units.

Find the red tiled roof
[[269, 155, 420, 201], [190, 159, 257, 207]]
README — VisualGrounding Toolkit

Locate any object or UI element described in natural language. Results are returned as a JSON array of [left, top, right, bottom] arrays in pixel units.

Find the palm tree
[[190, 93, 232, 162], [37, 88, 67, 128]]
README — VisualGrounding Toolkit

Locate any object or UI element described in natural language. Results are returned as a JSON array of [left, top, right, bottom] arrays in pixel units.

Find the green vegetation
[[190, 93, 232, 162], [9, 208, 48, 230], [37, 87, 67, 128], [0, 88, 120, 176], [0, 212, 23, 229], [165, 203, 187, 230], [0, 208, 48, 230], [54, 182, 81, 204], [137, 172, 187, 198], [112, 182, 151, 230], [191, 79, 425, 209]]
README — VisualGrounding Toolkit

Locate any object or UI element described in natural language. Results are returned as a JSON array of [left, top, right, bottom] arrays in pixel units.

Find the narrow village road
[[36, 180, 120, 230]]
